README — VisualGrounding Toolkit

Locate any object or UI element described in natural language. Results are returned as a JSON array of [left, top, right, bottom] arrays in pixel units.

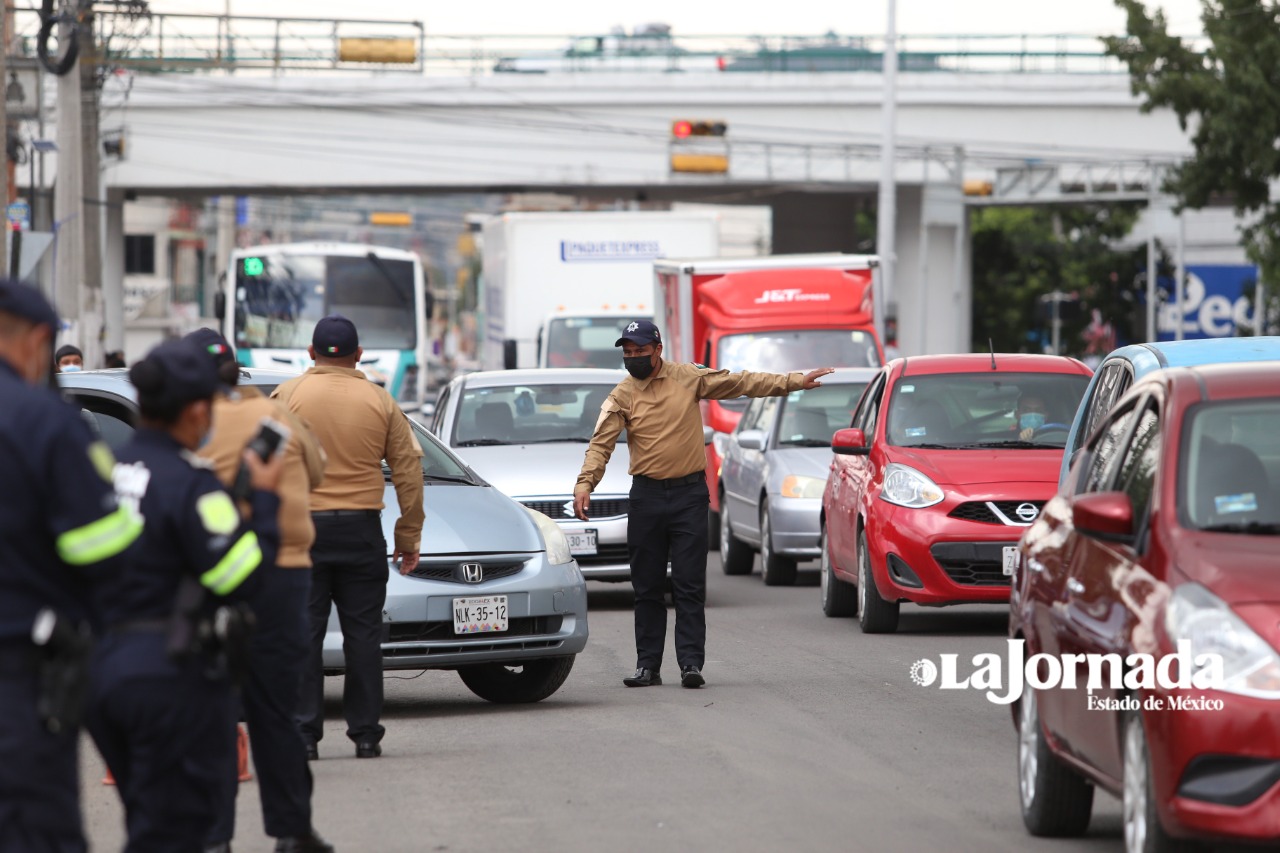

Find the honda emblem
[[460, 563, 484, 584]]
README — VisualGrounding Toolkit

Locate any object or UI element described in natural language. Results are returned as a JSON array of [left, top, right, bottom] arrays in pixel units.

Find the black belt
[[633, 472, 704, 488], [311, 509, 380, 518]]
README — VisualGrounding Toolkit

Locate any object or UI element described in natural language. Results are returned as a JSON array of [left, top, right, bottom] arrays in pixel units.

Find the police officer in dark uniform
[[0, 280, 142, 853], [85, 339, 284, 852]]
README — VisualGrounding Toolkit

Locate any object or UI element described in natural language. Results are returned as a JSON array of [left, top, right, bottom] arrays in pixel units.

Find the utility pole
[[79, 3, 105, 367], [875, 0, 897, 346], [53, 1, 84, 329]]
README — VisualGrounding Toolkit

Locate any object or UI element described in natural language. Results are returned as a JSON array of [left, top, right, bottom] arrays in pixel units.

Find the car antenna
[[989, 339, 997, 371]]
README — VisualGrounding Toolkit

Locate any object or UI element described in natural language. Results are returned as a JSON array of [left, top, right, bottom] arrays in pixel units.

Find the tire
[[457, 656, 575, 704], [707, 504, 720, 552], [1124, 712, 1200, 853], [1018, 688, 1094, 837], [719, 497, 754, 575], [759, 500, 798, 586], [856, 529, 899, 634], [820, 521, 857, 617]]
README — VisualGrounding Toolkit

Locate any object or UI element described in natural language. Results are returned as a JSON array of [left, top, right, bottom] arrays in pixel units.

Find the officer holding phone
[[0, 281, 142, 852], [188, 329, 333, 853], [272, 315, 424, 760]]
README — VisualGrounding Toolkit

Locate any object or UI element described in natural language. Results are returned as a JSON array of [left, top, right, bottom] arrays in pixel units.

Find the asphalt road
[[81, 557, 1128, 853]]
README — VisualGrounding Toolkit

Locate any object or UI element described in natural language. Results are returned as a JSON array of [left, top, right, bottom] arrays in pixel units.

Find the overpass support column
[[104, 188, 125, 354], [894, 180, 970, 356]]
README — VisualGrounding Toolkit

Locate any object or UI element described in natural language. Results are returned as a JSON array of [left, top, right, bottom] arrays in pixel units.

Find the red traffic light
[[672, 120, 693, 139]]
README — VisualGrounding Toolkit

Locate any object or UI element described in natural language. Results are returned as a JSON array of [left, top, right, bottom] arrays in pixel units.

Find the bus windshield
[[234, 253, 416, 350]]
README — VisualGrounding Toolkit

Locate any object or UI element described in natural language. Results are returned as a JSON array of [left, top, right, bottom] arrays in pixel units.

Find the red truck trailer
[[652, 253, 883, 542]]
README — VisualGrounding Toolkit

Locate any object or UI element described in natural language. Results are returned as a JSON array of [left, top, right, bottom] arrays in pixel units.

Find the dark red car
[[820, 354, 1091, 633], [1011, 363, 1280, 851]]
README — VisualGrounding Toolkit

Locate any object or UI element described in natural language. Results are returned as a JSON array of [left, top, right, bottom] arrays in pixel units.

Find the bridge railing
[[8, 8, 1203, 77]]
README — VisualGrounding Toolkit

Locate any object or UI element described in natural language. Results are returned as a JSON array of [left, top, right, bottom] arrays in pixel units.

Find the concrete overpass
[[89, 69, 1194, 356]]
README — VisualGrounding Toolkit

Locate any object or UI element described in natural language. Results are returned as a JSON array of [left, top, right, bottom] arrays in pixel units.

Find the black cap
[[0, 279, 59, 330], [129, 339, 220, 411], [55, 345, 83, 363], [313, 314, 359, 358], [184, 327, 236, 369], [614, 319, 662, 348]]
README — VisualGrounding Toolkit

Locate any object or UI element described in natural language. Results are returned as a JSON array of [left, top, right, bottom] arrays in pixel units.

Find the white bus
[[219, 242, 428, 404]]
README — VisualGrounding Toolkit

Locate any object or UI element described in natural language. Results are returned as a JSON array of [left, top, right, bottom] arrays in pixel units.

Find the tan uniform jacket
[[198, 386, 326, 568], [272, 366, 425, 554], [575, 360, 803, 494]]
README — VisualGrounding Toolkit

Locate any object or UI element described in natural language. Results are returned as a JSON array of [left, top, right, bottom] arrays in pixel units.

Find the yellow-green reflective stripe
[[200, 532, 262, 596], [56, 506, 143, 566]]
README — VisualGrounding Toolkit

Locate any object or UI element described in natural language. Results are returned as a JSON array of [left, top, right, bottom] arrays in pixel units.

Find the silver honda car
[[58, 368, 589, 704], [717, 368, 877, 586], [428, 368, 634, 582]]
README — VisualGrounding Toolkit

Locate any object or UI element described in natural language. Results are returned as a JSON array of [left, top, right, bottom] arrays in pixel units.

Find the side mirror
[[831, 428, 869, 456], [703, 424, 715, 446], [502, 339, 518, 370], [214, 291, 226, 321], [736, 429, 765, 451], [1072, 492, 1135, 542]]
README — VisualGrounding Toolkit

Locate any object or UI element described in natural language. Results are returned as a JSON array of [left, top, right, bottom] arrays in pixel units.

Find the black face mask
[[623, 355, 656, 380]]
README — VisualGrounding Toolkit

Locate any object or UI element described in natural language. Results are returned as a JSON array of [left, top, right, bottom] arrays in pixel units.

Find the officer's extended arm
[[696, 367, 834, 400], [573, 401, 625, 521]]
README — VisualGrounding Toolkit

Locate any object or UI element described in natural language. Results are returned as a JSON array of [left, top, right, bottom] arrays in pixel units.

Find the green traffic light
[[243, 257, 265, 276]]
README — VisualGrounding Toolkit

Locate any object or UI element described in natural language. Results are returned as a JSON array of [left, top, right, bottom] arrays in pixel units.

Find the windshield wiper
[[516, 437, 592, 444], [364, 252, 414, 312], [455, 439, 508, 447], [898, 443, 955, 450], [1198, 521, 1280, 535], [953, 440, 1042, 449], [423, 473, 474, 485], [779, 438, 832, 448]]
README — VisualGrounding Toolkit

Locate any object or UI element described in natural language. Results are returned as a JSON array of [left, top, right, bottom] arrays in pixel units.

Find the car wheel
[[820, 521, 856, 617], [1018, 687, 1094, 837], [759, 500, 798, 586], [707, 504, 720, 552], [856, 529, 899, 634], [457, 656, 576, 704], [719, 497, 754, 575], [1124, 712, 1199, 853]]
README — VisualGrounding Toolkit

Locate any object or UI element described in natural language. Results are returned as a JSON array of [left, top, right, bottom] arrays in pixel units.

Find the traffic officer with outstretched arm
[[0, 281, 142, 853], [574, 319, 832, 688], [85, 339, 284, 852]]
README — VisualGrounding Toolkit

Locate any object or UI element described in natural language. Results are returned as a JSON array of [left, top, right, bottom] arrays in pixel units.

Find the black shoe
[[355, 742, 382, 759], [274, 830, 335, 853], [623, 667, 661, 687], [304, 742, 319, 761], [681, 665, 705, 688]]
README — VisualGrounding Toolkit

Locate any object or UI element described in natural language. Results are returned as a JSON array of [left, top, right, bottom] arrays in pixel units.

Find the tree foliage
[[971, 204, 1153, 355], [1104, 0, 1280, 291]]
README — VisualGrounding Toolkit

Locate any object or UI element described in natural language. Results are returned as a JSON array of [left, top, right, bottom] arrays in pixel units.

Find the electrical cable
[[36, 0, 80, 76]]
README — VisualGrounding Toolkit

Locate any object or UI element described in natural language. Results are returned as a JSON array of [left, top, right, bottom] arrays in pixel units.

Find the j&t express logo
[[752, 289, 833, 305], [909, 640, 1225, 707]]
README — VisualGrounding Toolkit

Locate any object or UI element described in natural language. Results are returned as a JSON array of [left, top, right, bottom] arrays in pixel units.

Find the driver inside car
[[1013, 394, 1049, 441]]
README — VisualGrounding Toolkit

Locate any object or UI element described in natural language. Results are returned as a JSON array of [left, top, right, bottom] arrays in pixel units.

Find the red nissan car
[[1011, 363, 1280, 851], [820, 354, 1091, 633]]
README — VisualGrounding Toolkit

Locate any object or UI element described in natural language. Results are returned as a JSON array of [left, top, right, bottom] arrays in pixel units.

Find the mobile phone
[[246, 418, 291, 462]]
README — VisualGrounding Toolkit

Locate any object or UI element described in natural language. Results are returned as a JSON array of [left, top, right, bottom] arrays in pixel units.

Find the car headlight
[[780, 474, 826, 499], [1166, 583, 1280, 699], [878, 463, 944, 509], [523, 507, 574, 566]]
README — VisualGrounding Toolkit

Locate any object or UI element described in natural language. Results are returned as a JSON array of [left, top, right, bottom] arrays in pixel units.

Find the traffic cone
[[237, 724, 253, 782], [102, 769, 115, 786]]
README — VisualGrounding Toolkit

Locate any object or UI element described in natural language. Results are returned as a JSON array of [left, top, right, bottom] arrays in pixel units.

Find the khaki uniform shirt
[[198, 386, 326, 569], [272, 366, 425, 554], [575, 360, 803, 494]]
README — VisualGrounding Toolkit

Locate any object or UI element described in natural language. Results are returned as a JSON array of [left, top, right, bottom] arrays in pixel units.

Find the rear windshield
[[1181, 400, 1280, 534]]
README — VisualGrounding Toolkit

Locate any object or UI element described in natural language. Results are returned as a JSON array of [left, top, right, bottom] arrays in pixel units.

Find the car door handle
[[1066, 578, 1085, 595]]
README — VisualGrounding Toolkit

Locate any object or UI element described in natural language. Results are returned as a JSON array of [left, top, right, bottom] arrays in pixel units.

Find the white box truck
[[480, 211, 721, 370]]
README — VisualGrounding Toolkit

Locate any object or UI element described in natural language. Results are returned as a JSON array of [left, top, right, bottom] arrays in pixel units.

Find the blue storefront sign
[[1157, 264, 1259, 340]]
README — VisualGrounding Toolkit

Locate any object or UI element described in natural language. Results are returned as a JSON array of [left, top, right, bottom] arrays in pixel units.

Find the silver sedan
[[717, 368, 876, 585], [428, 368, 636, 582]]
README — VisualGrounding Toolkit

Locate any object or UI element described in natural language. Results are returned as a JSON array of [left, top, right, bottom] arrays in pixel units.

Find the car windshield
[[452, 382, 626, 447], [777, 382, 869, 447], [1181, 400, 1280, 534], [716, 329, 881, 411], [407, 420, 475, 482], [886, 372, 1089, 449], [545, 316, 643, 369]]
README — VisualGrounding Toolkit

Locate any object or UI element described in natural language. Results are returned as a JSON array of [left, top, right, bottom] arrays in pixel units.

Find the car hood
[[381, 482, 543, 556], [886, 447, 1065, 488], [1169, 530, 1280, 606], [451, 441, 633, 499], [769, 446, 836, 479]]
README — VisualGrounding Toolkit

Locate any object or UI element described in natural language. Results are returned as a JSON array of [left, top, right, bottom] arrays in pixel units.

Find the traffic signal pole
[[875, 0, 897, 346]]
